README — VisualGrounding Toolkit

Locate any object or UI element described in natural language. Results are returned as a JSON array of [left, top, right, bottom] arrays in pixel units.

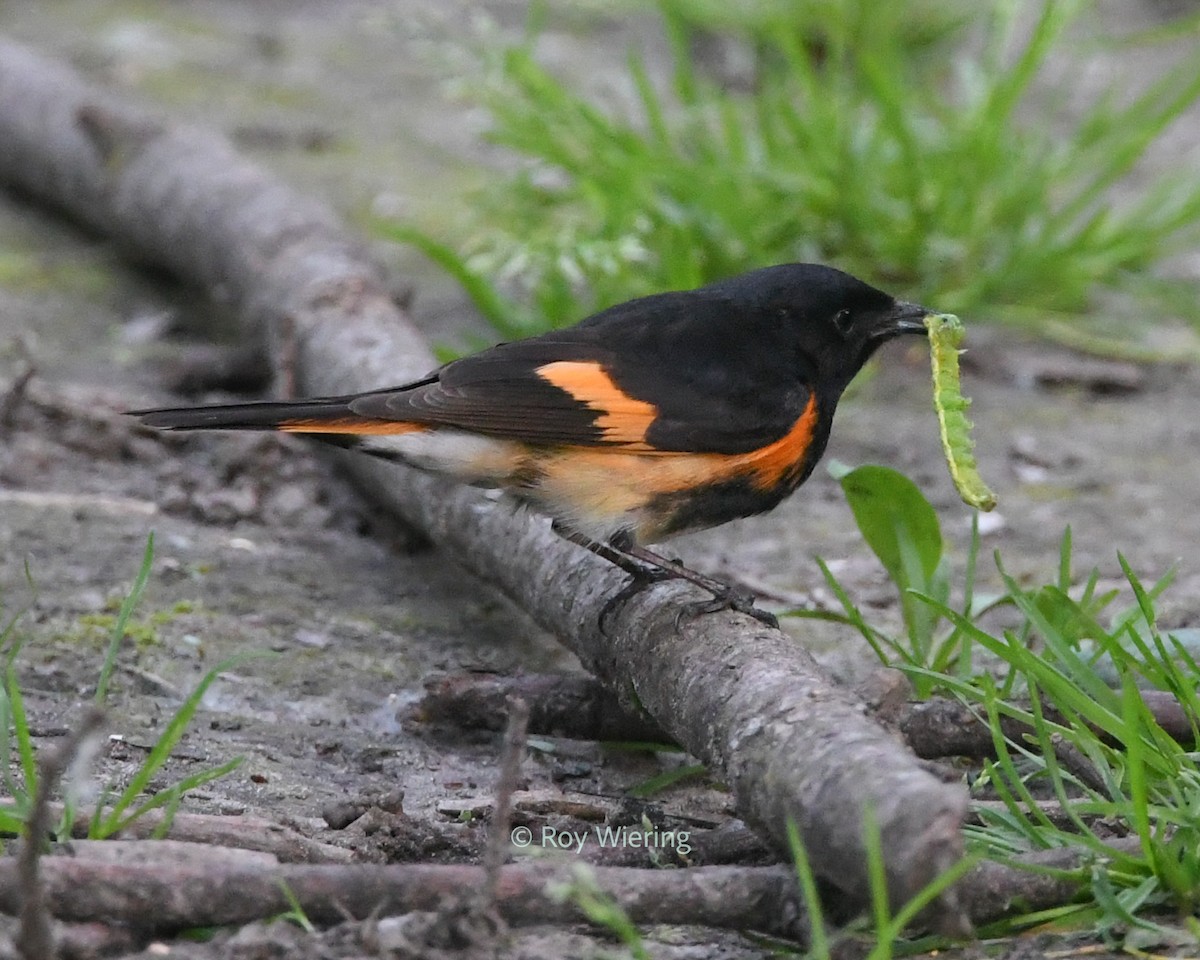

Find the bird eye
[[833, 308, 854, 336]]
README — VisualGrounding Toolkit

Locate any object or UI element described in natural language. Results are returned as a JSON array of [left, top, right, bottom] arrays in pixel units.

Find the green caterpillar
[[924, 313, 997, 512]]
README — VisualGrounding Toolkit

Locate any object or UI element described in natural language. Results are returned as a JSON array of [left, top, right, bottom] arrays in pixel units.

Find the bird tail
[[131, 398, 424, 436]]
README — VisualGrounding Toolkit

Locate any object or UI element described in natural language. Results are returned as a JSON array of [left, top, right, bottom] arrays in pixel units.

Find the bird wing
[[136, 290, 814, 457], [349, 299, 812, 456]]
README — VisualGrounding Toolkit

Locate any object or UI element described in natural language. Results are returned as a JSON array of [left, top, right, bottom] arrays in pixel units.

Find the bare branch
[[0, 858, 805, 940], [417, 673, 670, 744], [17, 706, 106, 960], [0, 798, 353, 864]]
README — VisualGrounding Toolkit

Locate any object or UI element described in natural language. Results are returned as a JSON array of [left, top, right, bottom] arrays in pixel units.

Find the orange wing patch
[[536, 361, 657, 448], [279, 418, 428, 436]]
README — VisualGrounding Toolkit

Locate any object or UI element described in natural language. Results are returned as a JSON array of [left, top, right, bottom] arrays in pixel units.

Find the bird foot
[[625, 546, 779, 629], [676, 590, 779, 630], [555, 526, 779, 632], [599, 558, 779, 632], [598, 565, 678, 634]]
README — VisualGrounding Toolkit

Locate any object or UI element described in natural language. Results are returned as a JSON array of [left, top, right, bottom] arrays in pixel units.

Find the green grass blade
[[870, 856, 975, 958], [95, 533, 155, 706], [0, 685, 19, 807], [0, 807, 26, 834], [0, 579, 36, 669], [786, 818, 829, 960], [863, 806, 891, 955], [1026, 686, 1108, 841], [94, 652, 265, 837], [7, 667, 36, 799], [1117, 553, 1164, 639], [1056, 526, 1073, 591], [994, 559, 1122, 711], [952, 511, 983, 678], [627, 50, 670, 149], [627, 763, 706, 798], [276, 880, 317, 934], [813, 556, 907, 664], [115, 757, 244, 838]]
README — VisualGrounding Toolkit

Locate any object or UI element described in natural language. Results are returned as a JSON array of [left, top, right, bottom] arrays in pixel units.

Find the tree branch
[[0, 857, 805, 940]]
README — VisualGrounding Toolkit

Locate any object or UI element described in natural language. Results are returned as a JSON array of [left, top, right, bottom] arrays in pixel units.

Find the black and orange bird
[[135, 263, 930, 622]]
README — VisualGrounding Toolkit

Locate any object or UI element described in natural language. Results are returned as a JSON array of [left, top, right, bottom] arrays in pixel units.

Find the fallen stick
[[36, 922, 138, 960], [416, 672, 671, 743], [422, 672, 1198, 758], [480, 700, 530, 915], [0, 798, 352, 864], [955, 837, 1142, 926], [0, 839, 1141, 937], [0, 37, 966, 923], [900, 691, 1196, 759], [584, 821, 776, 868], [0, 858, 806, 940], [76, 807, 352, 865]]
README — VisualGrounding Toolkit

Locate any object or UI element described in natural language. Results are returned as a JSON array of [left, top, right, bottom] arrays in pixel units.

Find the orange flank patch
[[527, 395, 820, 542], [278, 418, 428, 436], [536, 361, 658, 447], [725, 394, 819, 490]]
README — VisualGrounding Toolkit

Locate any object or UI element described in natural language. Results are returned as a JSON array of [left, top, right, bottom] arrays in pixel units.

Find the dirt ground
[[1, 1, 1199, 958]]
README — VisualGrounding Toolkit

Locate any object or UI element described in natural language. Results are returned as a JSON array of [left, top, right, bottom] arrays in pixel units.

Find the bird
[[134, 263, 930, 624]]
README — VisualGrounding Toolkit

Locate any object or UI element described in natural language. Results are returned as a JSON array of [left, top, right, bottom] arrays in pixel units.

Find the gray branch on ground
[[16, 707, 106, 960], [0, 839, 1130, 938], [0, 855, 806, 940], [0, 37, 967, 925], [420, 672, 1200, 760], [417, 672, 674, 743], [0, 799, 354, 864]]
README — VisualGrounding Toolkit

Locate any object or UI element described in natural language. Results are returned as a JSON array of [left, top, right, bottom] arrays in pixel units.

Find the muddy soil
[[0, 1, 1199, 958]]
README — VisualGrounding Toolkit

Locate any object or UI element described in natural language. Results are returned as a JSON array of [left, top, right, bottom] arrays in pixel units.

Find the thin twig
[[0, 339, 35, 431], [1049, 733, 1111, 797], [483, 697, 530, 906], [0, 797, 352, 864], [0, 839, 1149, 936], [17, 706, 106, 960], [899, 694, 1197, 760]]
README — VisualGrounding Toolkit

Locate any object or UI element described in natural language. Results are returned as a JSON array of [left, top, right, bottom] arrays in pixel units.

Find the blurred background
[[4, 0, 1199, 354]]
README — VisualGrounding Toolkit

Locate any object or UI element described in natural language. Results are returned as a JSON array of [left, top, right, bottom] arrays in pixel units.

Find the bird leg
[[623, 543, 779, 629], [551, 524, 665, 581], [552, 523, 778, 629]]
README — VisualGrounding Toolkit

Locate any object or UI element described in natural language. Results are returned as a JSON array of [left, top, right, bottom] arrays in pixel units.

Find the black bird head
[[712, 263, 930, 397]]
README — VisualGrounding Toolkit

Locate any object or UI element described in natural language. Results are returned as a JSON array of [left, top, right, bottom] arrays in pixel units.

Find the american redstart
[[135, 263, 930, 623]]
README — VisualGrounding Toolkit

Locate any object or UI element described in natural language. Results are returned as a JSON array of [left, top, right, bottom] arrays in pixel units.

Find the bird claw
[[674, 590, 780, 631], [561, 528, 780, 633], [598, 564, 779, 634], [598, 566, 676, 634]]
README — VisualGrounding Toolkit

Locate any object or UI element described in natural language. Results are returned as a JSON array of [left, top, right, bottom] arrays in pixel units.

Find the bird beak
[[890, 300, 931, 336]]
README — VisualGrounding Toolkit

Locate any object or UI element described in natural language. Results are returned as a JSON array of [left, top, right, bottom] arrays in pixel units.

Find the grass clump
[[801, 464, 1200, 946], [786, 816, 975, 960], [389, 0, 1200, 348], [0, 534, 247, 841]]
